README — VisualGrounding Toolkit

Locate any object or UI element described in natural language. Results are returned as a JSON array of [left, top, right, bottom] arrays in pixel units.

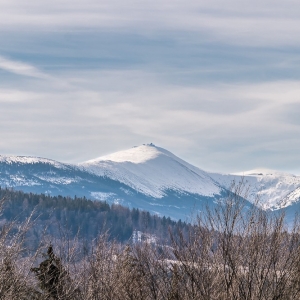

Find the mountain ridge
[[0, 144, 299, 220]]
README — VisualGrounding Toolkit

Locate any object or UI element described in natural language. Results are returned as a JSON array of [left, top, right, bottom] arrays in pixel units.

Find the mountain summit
[[80, 144, 221, 199]]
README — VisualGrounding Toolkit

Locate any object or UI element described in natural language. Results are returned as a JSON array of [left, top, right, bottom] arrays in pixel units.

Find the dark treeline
[[0, 187, 191, 245]]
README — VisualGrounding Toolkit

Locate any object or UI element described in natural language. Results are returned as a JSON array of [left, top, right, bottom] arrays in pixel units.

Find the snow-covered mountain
[[80, 144, 221, 199], [0, 144, 299, 221], [0, 145, 225, 220], [209, 168, 300, 210]]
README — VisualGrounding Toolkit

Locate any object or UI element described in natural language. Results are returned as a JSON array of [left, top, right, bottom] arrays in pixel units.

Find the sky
[[1, 0, 300, 174]]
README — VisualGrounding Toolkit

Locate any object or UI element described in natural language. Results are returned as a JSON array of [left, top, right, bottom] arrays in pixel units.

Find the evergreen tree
[[31, 245, 78, 299]]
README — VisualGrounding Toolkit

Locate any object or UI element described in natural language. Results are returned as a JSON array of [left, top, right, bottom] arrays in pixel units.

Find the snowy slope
[[0, 154, 141, 203], [80, 144, 222, 199], [0, 155, 81, 190], [209, 169, 300, 210], [0, 155, 67, 168]]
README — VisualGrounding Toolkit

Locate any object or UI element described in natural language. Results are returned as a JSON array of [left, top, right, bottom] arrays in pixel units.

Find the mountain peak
[[232, 168, 295, 177], [80, 144, 220, 198], [84, 144, 169, 164]]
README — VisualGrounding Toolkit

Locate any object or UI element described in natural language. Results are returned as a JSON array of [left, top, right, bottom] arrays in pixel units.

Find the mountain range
[[0, 144, 299, 222]]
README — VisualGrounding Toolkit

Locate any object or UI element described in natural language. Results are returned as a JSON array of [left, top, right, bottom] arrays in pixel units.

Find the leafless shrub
[[2, 181, 300, 299]]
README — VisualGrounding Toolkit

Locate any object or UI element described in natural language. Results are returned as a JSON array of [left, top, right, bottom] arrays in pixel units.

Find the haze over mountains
[[0, 144, 300, 221]]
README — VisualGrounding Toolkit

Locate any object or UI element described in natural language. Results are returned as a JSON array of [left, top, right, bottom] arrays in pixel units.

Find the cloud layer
[[0, 1, 300, 174], [2, 0, 300, 47]]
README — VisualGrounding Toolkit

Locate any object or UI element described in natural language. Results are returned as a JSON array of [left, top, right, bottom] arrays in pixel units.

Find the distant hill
[[0, 188, 191, 247]]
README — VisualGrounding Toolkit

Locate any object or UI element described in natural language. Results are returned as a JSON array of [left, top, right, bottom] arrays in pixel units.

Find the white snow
[[0, 155, 66, 168], [35, 175, 79, 185], [90, 192, 116, 201], [1, 175, 40, 187], [86, 144, 160, 164], [80, 144, 221, 198], [233, 168, 294, 177], [209, 169, 300, 210]]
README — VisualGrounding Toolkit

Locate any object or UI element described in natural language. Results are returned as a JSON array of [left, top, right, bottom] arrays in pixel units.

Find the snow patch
[[90, 192, 115, 201], [84, 144, 160, 164]]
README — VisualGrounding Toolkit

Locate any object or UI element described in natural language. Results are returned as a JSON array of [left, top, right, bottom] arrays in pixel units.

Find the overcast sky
[[1, 0, 300, 174]]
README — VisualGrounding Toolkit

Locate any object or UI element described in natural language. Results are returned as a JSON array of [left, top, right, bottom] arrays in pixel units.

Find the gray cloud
[[0, 56, 49, 78], [0, 2, 300, 174], [0, 62, 300, 173], [1, 1, 300, 47]]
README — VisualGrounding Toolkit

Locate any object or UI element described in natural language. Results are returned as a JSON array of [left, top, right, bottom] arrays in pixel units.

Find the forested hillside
[[0, 188, 191, 246]]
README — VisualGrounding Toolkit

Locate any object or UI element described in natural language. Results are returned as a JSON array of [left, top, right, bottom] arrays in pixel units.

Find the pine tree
[[31, 245, 68, 299]]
